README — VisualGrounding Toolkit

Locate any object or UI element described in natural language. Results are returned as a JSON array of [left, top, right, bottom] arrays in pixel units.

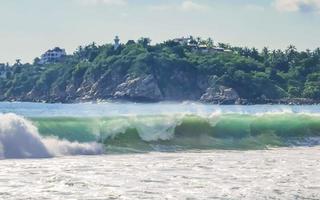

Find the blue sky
[[0, 0, 320, 64]]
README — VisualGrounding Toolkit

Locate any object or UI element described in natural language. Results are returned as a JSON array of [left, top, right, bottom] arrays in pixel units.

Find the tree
[[189, 37, 198, 46], [285, 45, 297, 62], [33, 57, 40, 65], [314, 48, 320, 57], [261, 47, 269, 61], [137, 37, 151, 48], [218, 43, 231, 49], [196, 37, 202, 45], [126, 40, 136, 45], [15, 59, 22, 65], [303, 82, 320, 99], [250, 48, 261, 61], [206, 37, 214, 48]]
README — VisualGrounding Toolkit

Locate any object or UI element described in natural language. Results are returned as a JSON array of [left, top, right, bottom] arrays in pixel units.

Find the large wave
[[0, 113, 104, 159], [2, 112, 320, 158], [30, 113, 320, 153]]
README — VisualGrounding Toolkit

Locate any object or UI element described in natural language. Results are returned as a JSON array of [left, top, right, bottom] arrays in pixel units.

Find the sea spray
[[130, 115, 183, 141], [97, 113, 320, 151], [0, 113, 104, 159], [97, 115, 184, 142], [0, 113, 51, 159], [42, 137, 103, 156], [4, 112, 320, 154]]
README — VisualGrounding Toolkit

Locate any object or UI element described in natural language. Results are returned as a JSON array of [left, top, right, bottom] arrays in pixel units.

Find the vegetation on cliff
[[1, 37, 320, 103]]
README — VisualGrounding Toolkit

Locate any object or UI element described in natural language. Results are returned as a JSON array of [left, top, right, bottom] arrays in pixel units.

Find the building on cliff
[[173, 36, 192, 45], [173, 36, 231, 53], [197, 45, 228, 53], [114, 36, 120, 50], [39, 47, 66, 65]]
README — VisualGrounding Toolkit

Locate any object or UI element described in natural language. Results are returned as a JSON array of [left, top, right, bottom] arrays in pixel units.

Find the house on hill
[[39, 47, 66, 65], [197, 45, 228, 53], [173, 36, 231, 53], [173, 36, 192, 45]]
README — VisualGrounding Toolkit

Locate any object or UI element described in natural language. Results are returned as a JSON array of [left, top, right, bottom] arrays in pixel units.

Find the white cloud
[[180, 1, 208, 11], [273, 0, 320, 13], [148, 1, 208, 12], [78, 0, 127, 6]]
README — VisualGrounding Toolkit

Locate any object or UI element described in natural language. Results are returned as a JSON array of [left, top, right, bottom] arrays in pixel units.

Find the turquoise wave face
[[31, 114, 320, 152]]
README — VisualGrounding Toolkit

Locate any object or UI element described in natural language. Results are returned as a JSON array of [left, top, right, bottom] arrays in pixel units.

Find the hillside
[[1, 37, 320, 104]]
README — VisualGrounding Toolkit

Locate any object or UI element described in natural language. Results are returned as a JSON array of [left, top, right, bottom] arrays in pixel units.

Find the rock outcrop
[[113, 75, 163, 101], [200, 86, 239, 104]]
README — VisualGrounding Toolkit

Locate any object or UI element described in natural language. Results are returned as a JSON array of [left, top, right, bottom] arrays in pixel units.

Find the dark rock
[[159, 70, 203, 101]]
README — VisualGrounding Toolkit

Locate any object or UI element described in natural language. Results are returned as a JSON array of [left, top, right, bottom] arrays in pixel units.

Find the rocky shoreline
[[2, 92, 319, 106], [1, 72, 319, 105], [2, 98, 319, 105]]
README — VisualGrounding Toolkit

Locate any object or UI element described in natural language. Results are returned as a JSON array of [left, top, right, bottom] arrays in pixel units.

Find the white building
[[173, 36, 230, 53], [114, 36, 120, 50], [173, 36, 192, 45], [39, 47, 66, 64]]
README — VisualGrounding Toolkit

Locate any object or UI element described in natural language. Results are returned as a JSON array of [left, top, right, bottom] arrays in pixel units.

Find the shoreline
[[1, 97, 320, 105]]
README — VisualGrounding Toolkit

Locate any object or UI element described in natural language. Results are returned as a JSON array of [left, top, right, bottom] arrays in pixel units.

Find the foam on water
[[0, 113, 104, 159], [1, 103, 320, 199], [2, 103, 320, 157], [1, 148, 320, 199], [109, 115, 183, 142]]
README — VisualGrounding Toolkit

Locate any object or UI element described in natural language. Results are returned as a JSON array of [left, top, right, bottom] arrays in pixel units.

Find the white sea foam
[[1, 148, 320, 199], [0, 113, 103, 159], [132, 115, 182, 142], [100, 115, 183, 142]]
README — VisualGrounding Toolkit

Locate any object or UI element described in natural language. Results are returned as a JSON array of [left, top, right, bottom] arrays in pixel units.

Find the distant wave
[[0, 113, 104, 159]]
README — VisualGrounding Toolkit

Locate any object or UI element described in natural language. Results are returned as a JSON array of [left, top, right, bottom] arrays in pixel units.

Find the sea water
[[0, 102, 320, 199]]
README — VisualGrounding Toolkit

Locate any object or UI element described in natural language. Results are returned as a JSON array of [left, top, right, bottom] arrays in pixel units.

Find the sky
[[0, 0, 320, 64]]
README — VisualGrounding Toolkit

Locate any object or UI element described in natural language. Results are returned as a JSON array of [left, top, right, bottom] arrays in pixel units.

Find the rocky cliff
[[18, 69, 240, 104]]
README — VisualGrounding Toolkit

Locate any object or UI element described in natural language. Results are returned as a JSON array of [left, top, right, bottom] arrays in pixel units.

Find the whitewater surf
[[0, 113, 103, 159], [1, 102, 320, 199], [1, 103, 320, 158]]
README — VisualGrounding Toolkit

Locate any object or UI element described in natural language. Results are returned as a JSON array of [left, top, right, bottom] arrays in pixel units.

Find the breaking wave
[[0, 113, 104, 159], [31, 112, 320, 153], [2, 111, 320, 158]]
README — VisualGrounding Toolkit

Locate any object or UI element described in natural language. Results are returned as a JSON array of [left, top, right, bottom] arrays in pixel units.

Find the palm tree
[[15, 59, 21, 65], [285, 45, 297, 61], [196, 37, 202, 46], [218, 43, 230, 49], [314, 48, 320, 56], [206, 37, 214, 48], [138, 37, 151, 48]]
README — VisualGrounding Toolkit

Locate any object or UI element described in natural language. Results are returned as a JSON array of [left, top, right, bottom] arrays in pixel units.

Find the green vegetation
[[1, 37, 320, 103]]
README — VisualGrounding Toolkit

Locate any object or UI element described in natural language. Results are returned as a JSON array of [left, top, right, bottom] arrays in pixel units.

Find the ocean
[[0, 102, 320, 199]]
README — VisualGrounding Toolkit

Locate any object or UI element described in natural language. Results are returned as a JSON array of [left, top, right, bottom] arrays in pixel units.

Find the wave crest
[[0, 113, 103, 159]]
